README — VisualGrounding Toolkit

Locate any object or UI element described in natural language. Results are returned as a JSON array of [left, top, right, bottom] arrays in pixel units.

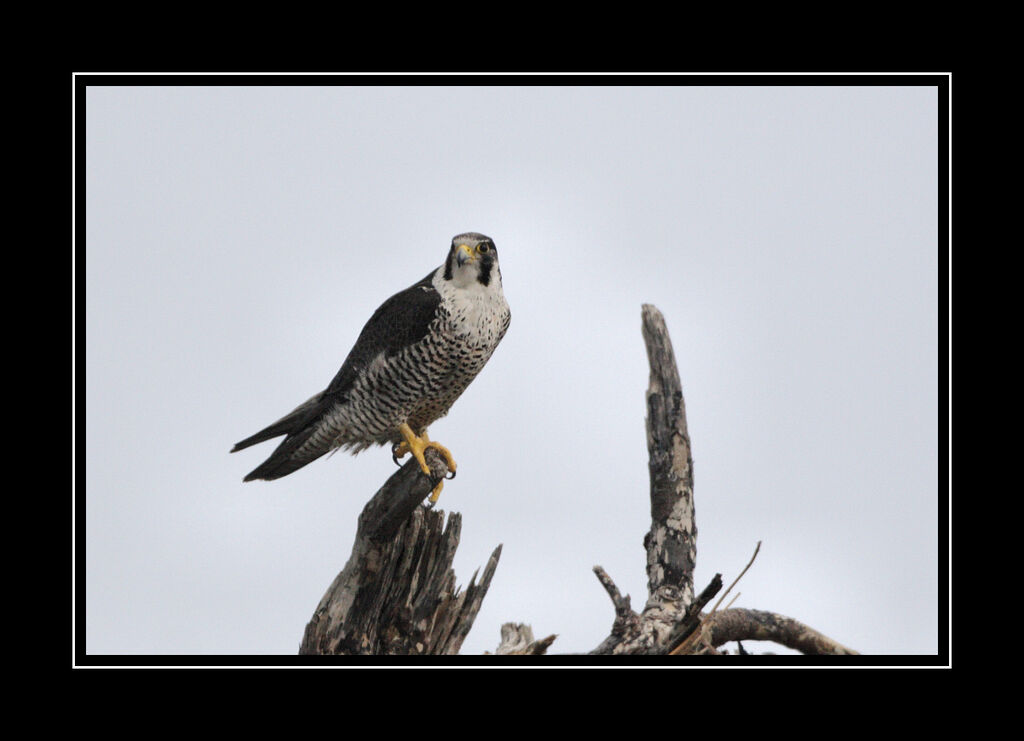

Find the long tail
[[231, 392, 332, 481]]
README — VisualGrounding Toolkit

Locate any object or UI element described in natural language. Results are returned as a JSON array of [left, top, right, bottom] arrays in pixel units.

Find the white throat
[[432, 263, 503, 295]]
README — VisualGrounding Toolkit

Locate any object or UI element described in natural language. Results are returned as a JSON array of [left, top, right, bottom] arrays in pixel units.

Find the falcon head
[[443, 232, 500, 288]]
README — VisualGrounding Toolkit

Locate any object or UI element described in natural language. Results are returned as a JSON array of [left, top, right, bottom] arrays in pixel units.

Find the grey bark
[[642, 303, 698, 610], [299, 449, 501, 655], [492, 623, 558, 655], [700, 608, 859, 655], [589, 305, 857, 656], [590, 305, 712, 654]]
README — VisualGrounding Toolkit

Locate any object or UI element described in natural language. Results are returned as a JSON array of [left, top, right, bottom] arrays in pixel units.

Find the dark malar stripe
[[477, 259, 493, 286], [444, 249, 454, 280]]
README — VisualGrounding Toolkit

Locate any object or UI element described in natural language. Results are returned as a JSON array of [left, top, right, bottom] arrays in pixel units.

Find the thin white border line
[[72, 663, 941, 669], [70, 71, 954, 77], [71, 72, 77, 667], [947, 74, 953, 667]]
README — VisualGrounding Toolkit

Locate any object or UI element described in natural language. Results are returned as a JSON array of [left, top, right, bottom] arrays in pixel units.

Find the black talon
[[391, 442, 403, 467], [445, 469, 456, 480]]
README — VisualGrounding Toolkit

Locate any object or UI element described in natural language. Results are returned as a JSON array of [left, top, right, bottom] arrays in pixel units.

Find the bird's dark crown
[[451, 232, 493, 249]]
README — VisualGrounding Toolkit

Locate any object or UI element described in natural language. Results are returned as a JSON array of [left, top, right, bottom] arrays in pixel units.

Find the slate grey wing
[[321, 271, 440, 404], [230, 390, 331, 481], [232, 272, 442, 482]]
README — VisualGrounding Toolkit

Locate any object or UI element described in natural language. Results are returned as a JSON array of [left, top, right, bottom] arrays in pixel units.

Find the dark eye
[[479, 244, 490, 253]]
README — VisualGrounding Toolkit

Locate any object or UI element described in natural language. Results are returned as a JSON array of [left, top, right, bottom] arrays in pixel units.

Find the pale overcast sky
[[83, 82, 942, 658]]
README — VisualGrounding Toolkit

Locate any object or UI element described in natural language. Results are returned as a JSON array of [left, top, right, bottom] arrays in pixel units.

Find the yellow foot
[[394, 424, 457, 503]]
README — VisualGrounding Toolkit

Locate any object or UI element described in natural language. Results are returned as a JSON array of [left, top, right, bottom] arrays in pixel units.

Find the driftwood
[[298, 303, 856, 656], [299, 449, 501, 655]]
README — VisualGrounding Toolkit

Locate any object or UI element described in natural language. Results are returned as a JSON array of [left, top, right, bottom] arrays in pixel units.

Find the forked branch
[[590, 305, 857, 656]]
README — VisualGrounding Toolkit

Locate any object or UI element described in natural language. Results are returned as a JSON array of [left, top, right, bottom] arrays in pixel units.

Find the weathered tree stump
[[299, 450, 501, 655]]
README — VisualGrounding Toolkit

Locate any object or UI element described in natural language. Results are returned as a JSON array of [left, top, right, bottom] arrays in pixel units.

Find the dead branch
[[590, 305, 857, 656], [299, 449, 502, 655], [700, 608, 859, 655], [665, 574, 724, 655], [492, 623, 558, 655], [709, 540, 761, 615], [589, 306, 700, 654], [641, 304, 697, 609]]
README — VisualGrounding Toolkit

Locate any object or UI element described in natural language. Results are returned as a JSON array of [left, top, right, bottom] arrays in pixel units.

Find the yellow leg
[[395, 423, 457, 504]]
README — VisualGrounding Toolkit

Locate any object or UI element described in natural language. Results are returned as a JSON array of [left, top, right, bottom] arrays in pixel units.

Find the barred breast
[[297, 276, 510, 458]]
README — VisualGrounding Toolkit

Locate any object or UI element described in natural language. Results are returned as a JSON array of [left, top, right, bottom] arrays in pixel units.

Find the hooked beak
[[455, 243, 476, 268]]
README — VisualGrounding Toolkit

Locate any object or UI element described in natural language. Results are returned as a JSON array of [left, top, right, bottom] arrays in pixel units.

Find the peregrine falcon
[[231, 232, 510, 504]]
